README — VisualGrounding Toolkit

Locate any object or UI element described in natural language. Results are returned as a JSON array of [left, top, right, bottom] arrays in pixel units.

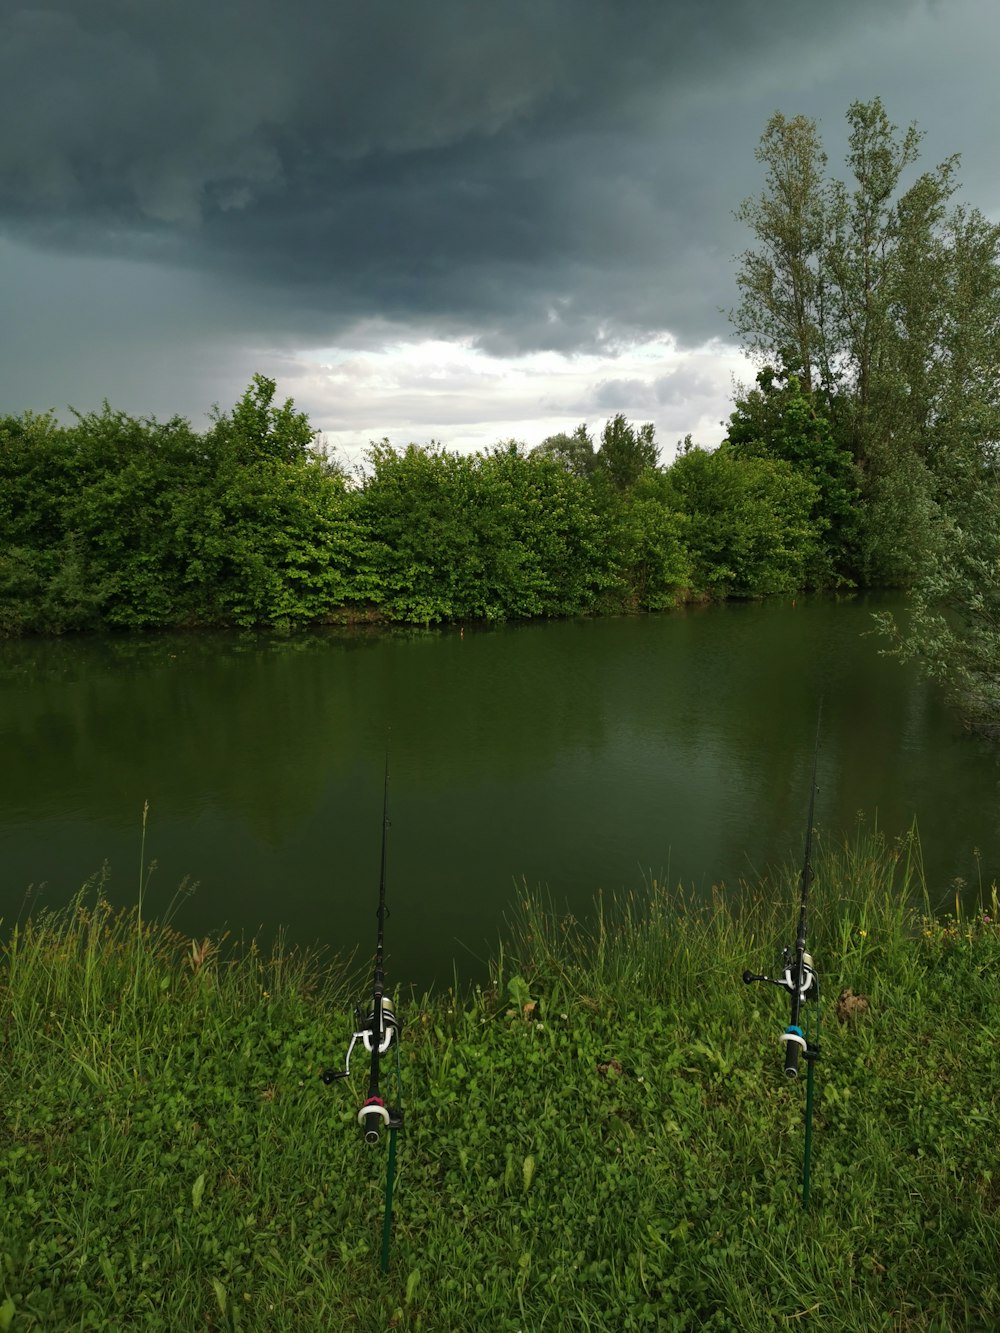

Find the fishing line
[[322, 754, 403, 1272], [742, 705, 823, 1208]]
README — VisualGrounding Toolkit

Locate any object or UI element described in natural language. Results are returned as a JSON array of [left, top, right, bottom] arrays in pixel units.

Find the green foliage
[[600, 470, 692, 610], [3, 829, 1000, 1329], [876, 470, 1000, 736], [594, 413, 659, 492], [0, 412, 73, 547], [0, 538, 109, 636], [0, 383, 842, 636], [355, 442, 480, 623], [733, 97, 1000, 588], [356, 441, 613, 623], [727, 369, 861, 582], [58, 406, 206, 628], [534, 414, 659, 493], [733, 111, 829, 396], [209, 372, 316, 466], [663, 443, 822, 596], [0, 380, 373, 635], [734, 96, 1000, 734], [0, 413, 99, 634], [199, 457, 361, 629], [467, 442, 612, 619], [532, 423, 597, 478]]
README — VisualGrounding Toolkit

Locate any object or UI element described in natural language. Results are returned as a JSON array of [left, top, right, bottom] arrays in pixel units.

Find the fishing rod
[[322, 755, 403, 1271], [742, 707, 822, 1206]]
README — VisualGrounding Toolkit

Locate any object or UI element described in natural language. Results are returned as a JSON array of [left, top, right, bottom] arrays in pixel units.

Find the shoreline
[[3, 831, 999, 1329]]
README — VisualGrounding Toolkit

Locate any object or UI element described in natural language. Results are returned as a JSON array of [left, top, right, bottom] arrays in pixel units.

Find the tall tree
[[732, 113, 829, 396], [735, 97, 1000, 729], [732, 97, 996, 586], [532, 424, 596, 478], [594, 414, 658, 491]]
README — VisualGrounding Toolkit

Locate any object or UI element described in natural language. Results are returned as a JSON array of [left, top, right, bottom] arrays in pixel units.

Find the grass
[[2, 824, 999, 1330]]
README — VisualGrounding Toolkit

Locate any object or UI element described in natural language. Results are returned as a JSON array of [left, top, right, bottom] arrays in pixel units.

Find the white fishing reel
[[743, 949, 819, 1075], [321, 995, 399, 1085], [781, 951, 816, 1001], [743, 950, 817, 999], [361, 996, 398, 1055]]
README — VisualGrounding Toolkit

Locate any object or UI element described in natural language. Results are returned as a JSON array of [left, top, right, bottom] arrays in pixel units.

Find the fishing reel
[[321, 996, 403, 1142], [743, 950, 820, 1078], [322, 996, 399, 1082], [742, 949, 818, 1002]]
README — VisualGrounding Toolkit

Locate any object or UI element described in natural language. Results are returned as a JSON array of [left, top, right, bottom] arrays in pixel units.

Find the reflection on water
[[2, 594, 998, 988]]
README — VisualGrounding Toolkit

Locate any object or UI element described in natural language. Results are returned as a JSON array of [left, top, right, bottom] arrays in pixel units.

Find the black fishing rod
[[322, 755, 403, 1270], [743, 707, 822, 1205]]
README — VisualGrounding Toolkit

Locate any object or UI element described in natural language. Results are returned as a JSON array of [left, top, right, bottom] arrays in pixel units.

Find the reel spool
[[362, 996, 398, 1054], [783, 951, 816, 1000]]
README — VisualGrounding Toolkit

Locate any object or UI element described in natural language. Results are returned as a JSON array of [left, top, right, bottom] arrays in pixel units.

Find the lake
[[2, 593, 998, 989]]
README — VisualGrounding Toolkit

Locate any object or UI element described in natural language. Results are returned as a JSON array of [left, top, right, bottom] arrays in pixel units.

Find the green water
[[2, 594, 998, 988]]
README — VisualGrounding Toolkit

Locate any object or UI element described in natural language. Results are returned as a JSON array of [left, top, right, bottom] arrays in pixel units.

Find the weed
[[2, 827, 999, 1329]]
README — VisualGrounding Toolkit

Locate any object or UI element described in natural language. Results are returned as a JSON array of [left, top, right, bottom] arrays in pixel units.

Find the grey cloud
[[591, 379, 658, 413], [3, 1, 914, 221], [1, 0, 997, 419], [2, 2, 920, 232]]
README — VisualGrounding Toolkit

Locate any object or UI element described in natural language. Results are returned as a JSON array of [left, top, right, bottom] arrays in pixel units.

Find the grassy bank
[[2, 827, 999, 1330]]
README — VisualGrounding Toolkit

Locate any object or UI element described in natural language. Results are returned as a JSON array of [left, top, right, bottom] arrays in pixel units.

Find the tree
[[594, 414, 658, 491], [209, 373, 315, 466], [726, 365, 860, 581], [356, 441, 613, 623], [604, 470, 691, 610], [875, 470, 1000, 737], [532, 424, 596, 478], [733, 97, 998, 586], [663, 444, 822, 597], [733, 112, 829, 396], [58, 405, 206, 627]]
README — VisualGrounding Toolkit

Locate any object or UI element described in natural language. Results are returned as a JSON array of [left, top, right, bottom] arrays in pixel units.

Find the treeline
[[1, 374, 839, 635], [731, 96, 1000, 734], [5, 96, 996, 669]]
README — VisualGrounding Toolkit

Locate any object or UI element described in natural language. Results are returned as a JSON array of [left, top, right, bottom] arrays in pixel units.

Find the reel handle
[[742, 969, 785, 988]]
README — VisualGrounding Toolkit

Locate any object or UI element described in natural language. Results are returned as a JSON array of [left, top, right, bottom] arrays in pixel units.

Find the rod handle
[[359, 1097, 391, 1144], [782, 1026, 806, 1078]]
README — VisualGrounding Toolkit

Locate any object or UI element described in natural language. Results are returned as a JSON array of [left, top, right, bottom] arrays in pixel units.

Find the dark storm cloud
[[2, 0, 942, 361]]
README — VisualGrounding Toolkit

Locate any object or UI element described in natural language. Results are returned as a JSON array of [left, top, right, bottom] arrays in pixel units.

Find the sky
[[2, 0, 998, 468]]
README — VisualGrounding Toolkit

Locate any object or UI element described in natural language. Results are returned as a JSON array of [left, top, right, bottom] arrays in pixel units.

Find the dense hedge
[[0, 376, 830, 635]]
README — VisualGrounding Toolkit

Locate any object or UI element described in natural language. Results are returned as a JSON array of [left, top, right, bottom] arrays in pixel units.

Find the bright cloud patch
[[280, 334, 755, 469]]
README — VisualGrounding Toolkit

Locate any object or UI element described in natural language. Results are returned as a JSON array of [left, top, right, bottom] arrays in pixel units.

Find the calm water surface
[[2, 594, 998, 988]]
